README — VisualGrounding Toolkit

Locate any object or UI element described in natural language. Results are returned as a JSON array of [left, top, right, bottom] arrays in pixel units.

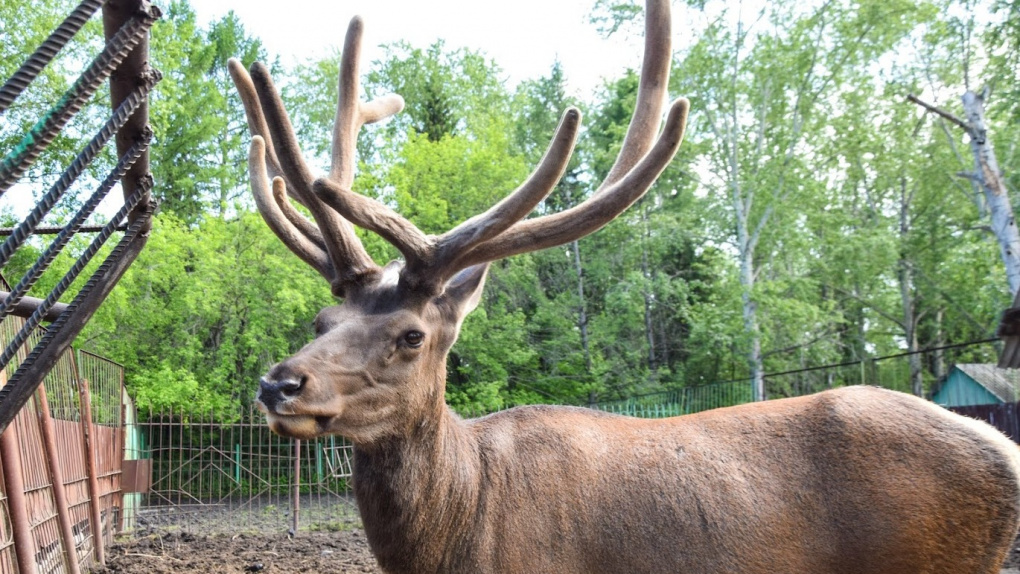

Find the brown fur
[[348, 387, 1020, 574]]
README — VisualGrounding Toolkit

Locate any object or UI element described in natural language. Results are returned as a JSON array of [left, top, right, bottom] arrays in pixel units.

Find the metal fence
[[131, 406, 359, 536], [0, 312, 126, 574], [595, 340, 999, 417]]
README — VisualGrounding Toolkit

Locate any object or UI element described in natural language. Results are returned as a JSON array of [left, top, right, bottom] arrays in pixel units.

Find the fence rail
[[594, 340, 1000, 417]]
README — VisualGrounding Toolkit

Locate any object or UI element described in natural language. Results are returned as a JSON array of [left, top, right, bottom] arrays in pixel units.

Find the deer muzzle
[[257, 374, 305, 413]]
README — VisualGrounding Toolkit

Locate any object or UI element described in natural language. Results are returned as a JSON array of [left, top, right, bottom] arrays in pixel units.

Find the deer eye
[[402, 330, 425, 348]]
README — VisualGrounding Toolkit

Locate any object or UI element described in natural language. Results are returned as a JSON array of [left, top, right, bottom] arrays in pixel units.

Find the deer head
[[229, 0, 688, 444]]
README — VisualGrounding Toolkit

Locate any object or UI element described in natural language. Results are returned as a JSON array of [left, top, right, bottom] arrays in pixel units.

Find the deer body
[[227, 1, 1020, 571], [353, 386, 1020, 574]]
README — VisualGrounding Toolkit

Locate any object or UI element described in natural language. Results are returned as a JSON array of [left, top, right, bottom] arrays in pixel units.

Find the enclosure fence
[[130, 405, 359, 537], [594, 339, 999, 417], [0, 313, 126, 574]]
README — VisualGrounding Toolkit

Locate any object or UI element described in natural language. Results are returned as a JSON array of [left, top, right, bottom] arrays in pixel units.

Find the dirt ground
[[95, 529, 1020, 573], [94, 530, 383, 574]]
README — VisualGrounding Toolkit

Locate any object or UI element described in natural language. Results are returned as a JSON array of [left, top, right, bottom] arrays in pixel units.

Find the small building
[[933, 364, 1020, 407]]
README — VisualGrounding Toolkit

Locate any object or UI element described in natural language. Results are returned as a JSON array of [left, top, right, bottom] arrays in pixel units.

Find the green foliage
[[81, 213, 332, 415], [147, 2, 268, 221], [4, 0, 1019, 415]]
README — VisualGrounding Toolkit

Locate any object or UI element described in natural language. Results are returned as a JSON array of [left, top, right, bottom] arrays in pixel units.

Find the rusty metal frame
[[0, 0, 161, 438]]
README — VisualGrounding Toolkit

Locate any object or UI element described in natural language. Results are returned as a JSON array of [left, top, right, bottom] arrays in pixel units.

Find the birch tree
[[664, 0, 925, 399]]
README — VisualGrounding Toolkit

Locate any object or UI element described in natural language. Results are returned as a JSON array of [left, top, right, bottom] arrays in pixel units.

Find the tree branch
[[907, 94, 970, 131], [832, 285, 905, 330]]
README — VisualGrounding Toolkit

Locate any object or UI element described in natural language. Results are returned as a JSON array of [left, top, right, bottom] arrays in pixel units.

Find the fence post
[[34, 385, 82, 574], [0, 417, 37, 574], [77, 378, 105, 565], [291, 439, 301, 535]]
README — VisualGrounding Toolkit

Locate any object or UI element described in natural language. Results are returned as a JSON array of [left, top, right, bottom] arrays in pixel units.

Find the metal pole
[[0, 371, 37, 574], [102, 0, 158, 231], [117, 390, 126, 533], [291, 439, 300, 536], [77, 377, 105, 564], [34, 385, 83, 574]]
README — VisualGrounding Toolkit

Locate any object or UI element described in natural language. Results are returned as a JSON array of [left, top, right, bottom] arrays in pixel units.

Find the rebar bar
[[0, 186, 150, 373], [0, 224, 124, 236], [0, 135, 150, 320], [0, 80, 156, 268], [0, 5, 158, 193], [0, 0, 106, 114], [0, 198, 153, 434]]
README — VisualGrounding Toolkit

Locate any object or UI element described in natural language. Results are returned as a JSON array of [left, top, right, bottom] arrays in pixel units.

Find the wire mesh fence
[[131, 406, 360, 536]]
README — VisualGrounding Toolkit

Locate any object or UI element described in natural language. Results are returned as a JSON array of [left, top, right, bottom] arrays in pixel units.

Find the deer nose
[[257, 374, 305, 412]]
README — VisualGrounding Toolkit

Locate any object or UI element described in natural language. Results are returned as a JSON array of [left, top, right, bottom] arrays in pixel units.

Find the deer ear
[[441, 264, 489, 317]]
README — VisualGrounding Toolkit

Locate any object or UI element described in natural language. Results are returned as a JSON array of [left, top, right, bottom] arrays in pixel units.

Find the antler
[[233, 0, 688, 297], [228, 15, 404, 296]]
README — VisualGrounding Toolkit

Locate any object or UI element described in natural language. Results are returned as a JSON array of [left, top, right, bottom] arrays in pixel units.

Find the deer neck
[[351, 385, 482, 573]]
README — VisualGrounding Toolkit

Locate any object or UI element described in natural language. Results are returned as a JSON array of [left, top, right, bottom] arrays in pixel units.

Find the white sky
[[190, 0, 649, 99]]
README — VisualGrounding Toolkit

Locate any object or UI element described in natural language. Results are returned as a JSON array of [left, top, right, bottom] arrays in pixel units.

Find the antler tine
[[596, 0, 673, 195], [249, 137, 332, 277], [454, 99, 689, 270], [273, 182, 327, 250], [427, 0, 685, 279], [428, 108, 581, 277], [245, 60, 380, 293], [229, 59, 295, 201], [330, 16, 405, 187], [313, 178, 433, 265]]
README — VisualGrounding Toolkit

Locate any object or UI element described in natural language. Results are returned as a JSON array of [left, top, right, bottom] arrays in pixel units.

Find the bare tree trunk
[[896, 178, 923, 397], [640, 202, 657, 377], [739, 244, 764, 401], [659, 315, 671, 370], [962, 90, 1020, 296], [745, 296, 764, 401], [911, 92, 1020, 297], [898, 259, 923, 397], [571, 240, 592, 374], [933, 308, 946, 381]]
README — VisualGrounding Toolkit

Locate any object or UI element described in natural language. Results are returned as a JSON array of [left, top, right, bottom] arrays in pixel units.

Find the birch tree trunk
[[640, 202, 658, 377], [898, 259, 923, 397], [961, 90, 1020, 296], [897, 178, 923, 397], [743, 263, 765, 401], [933, 308, 946, 381], [570, 239, 592, 374]]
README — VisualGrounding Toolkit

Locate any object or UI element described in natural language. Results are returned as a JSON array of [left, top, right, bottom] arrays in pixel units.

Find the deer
[[227, 1, 1020, 572]]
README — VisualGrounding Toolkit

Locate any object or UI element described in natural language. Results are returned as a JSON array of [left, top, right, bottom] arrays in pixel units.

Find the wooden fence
[[0, 313, 126, 574], [949, 401, 1020, 443]]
